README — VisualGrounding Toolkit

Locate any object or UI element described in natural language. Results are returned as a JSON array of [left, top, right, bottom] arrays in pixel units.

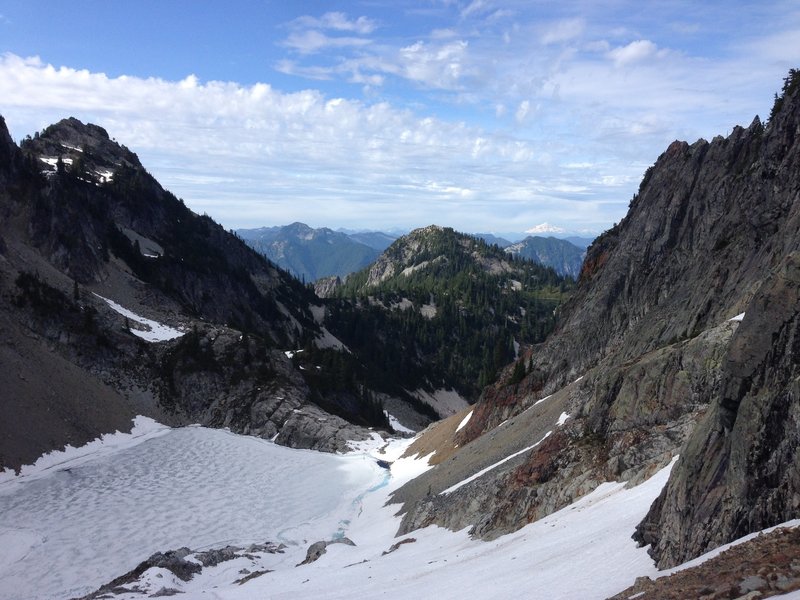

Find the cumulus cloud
[[398, 40, 470, 89], [3, 53, 613, 231]]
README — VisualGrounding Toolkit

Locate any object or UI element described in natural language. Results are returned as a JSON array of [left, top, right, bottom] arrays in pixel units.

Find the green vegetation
[[290, 347, 392, 429], [325, 227, 573, 399], [769, 68, 800, 123]]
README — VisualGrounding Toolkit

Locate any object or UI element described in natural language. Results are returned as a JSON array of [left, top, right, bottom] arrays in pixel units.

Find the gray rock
[[297, 537, 356, 566]]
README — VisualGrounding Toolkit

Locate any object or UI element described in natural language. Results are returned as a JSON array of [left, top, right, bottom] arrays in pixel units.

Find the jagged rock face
[[23, 116, 142, 176], [314, 275, 342, 298], [394, 319, 734, 538], [635, 252, 800, 568], [518, 91, 800, 401], [456, 72, 800, 454]]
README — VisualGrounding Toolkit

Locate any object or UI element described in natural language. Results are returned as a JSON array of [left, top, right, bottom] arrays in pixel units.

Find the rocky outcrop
[[314, 275, 342, 298], [78, 542, 286, 599], [395, 318, 734, 538], [634, 252, 800, 568], [296, 537, 355, 566], [489, 79, 800, 410], [609, 526, 800, 600]]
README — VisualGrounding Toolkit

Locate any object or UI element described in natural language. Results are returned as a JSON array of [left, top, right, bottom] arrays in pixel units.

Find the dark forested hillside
[[321, 226, 572, 400]]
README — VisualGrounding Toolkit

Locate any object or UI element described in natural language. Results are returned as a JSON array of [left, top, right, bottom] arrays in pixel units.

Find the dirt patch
[[607, 526, 800, 600]]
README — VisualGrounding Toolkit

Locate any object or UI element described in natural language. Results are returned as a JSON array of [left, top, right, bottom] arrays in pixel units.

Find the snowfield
[[94, 293, 185, 342], [1, 419, 688, 600], [0, 423, 386, 599]]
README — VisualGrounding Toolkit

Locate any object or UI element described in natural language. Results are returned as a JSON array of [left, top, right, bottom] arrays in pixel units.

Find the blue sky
[[1, 1, 799, 234]]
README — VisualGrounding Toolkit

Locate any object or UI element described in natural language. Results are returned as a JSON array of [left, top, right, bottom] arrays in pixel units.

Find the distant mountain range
[[240, 224, 592, 282], [236, 223, 396, 282], [505, 236, 586, 279]]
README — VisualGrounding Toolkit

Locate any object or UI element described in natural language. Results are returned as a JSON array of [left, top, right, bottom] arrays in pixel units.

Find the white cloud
[[293, 12, 377, 35], [283, 30, 372, 55], [461, 0, 489, 19], [515, 99, 530, 122], [4, 53, 606, 232], [398, 40, 470, 89], [607, 39, 663, 66]]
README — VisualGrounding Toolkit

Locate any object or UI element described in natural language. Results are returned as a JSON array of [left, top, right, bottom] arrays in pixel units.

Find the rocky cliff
[[394, 70, 800, 567]]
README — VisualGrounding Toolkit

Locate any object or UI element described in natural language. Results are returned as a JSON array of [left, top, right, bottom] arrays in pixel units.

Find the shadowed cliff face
[[396, 71, 800, 561]]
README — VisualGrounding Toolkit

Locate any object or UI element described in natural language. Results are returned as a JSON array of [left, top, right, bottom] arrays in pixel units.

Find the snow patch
[[94, 294, 185, 342], [385, 412, 416, 434], [94, 168, 114, 183], [455, 410, 473, 433], [441, 431, 552, 495], [557, 412, 570, 426], [0, 416, 168, 488], [38, 156, 73, 168], [729, 312, 746, 322]]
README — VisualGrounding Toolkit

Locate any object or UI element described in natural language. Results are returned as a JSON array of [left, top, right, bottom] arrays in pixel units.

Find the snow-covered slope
[[0, 420, 684, 600], [0, 423, 387, 599]]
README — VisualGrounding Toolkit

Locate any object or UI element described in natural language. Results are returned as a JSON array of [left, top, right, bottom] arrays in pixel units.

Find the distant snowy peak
[[525, 222, 567, 234]]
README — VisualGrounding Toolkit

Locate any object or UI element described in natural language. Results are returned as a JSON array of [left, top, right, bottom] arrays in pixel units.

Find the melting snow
[[456, 410, 473, 432], [38, 156, 73, 167], [0, 421, 684, 600], [94, 294, 185, 342], [441, 431, 552, 495], [385, 412, 416, 434]]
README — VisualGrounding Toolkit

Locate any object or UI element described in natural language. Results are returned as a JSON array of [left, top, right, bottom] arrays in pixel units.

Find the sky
[[1, 1, 799, 235]]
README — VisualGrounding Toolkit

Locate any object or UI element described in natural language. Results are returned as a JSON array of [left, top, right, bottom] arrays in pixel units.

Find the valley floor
[[0, 419, 796, 600]]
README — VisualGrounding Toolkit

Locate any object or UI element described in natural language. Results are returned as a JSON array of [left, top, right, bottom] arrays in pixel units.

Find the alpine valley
[[1, 71, 799, 600]]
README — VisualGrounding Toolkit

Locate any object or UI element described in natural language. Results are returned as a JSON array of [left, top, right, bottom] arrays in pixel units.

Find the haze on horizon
[[1, 1, 798, 235]]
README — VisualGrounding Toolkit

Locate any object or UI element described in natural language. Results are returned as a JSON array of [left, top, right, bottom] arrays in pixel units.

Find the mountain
[[525, 222, 566, 234], [345, 230, 397, 252], [0, 117, 392, 470], [505, 235, 585, 278], [237, 222, 381, 282], [391, 69, 800, 572], [564, 235, 595, 249], [471, 232, 513, 248], [320, 225, 573, 406]]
